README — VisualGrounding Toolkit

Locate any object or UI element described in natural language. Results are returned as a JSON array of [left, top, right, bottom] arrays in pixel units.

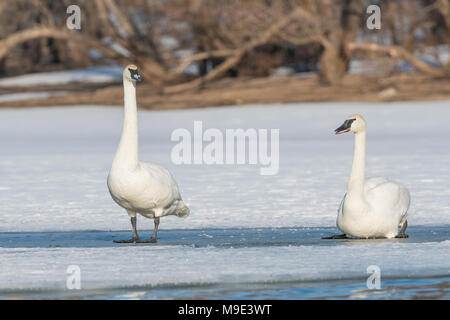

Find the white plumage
[[108, 162, 189, 219], [331, 115, 410, 239], [107, 64, 189, 243]]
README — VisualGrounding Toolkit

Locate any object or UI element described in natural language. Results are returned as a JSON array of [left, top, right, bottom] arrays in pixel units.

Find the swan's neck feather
[[113, 79, 139, 169], [347, 131, 366, 200]]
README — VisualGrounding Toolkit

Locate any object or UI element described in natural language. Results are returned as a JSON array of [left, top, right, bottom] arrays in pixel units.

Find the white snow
[[0, 240, 449, 292], [0, 91, 68, 103], [0, 66, 123, 87], [0, 101, 449, 295], [1, 102, 449, 233], [418, 45, 449, 66], [271, 66, 296, 77]]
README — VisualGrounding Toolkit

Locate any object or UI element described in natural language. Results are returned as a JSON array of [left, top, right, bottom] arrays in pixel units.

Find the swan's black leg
[[322, 233, 347, 239], [135, 217, 159, 243], [114, 216, 140, 243], [395, 220, 409, 238], [150, 217, 160, 243]]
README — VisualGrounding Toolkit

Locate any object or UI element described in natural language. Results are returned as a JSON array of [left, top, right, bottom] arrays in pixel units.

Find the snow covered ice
[[0, 101, 449, 298], [0, 66, 123, 88]]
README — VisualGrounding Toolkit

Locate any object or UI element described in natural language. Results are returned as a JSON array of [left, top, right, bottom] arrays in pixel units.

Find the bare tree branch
[[164, 7, 318, 93], [103, 0, 136, 39], [169, 49, 235, 77], [0, 26, 169, 84], [348, 42, 447, 77]]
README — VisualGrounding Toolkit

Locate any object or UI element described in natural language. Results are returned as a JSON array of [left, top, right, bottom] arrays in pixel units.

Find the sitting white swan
[[107, 65, 189, 243], [323, 115, 410, 239]]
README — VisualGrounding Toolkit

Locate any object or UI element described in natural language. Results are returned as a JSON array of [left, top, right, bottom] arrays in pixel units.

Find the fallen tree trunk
[[348, 42, 447, 78], [0, 28, 71, 61]]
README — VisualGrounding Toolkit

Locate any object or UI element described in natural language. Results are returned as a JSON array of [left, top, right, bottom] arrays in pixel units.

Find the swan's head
[[335, 114, 366, 134], [123, 64, 142, 82]]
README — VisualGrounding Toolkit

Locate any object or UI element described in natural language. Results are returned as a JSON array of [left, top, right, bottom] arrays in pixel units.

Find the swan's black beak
[[129, 68, 142, 82], [132, 72, 142, 82], [335, 119, 355, 134]]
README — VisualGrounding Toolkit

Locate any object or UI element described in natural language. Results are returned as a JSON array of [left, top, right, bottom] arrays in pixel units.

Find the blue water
[[3, 276, 447, 300], [100, 276, 450, 300], [1, 226, 449, 249]]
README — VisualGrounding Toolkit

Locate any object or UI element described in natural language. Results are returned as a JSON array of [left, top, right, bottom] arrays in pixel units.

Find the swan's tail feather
[[174, 200, 190, 218]]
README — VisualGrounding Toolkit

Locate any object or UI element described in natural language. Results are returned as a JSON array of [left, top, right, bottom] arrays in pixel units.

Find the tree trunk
[[319, 44, 349, 84], [319, 0, 366, 85]]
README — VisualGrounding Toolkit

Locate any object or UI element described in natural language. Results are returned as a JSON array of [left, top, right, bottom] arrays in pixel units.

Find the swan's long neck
[[347, 130, 366, 199], [112, 79, 139, 169]]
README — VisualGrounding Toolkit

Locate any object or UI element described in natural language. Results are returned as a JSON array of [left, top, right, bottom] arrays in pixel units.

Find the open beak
[[335, 119, 354, 135], [335, 127, 351, 134]]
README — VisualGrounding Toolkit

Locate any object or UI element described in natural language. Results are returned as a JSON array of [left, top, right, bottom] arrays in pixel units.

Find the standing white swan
[[108, 65, 190, 243], [323, 115, 410, 239]]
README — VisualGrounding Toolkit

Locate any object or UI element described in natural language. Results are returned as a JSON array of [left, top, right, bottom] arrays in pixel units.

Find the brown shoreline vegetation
[[0, 1, 449, 110], [1, 72, 449, 110]]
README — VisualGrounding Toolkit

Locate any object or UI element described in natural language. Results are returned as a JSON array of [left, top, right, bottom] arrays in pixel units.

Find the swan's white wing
[[364, 177, 389, 192], [142, 162, 190, 217], [365, 178, 404, 206], [364, 177, 410, 224], [139, 162, 182, 205], [338, 178, 387, 218], [139, 162, 189, 217]]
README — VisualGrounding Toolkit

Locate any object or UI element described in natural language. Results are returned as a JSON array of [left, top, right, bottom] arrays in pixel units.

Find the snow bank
[[0, 66, 122, 87], [0, 240, 449, 292], [0, 91, 68, 103], [0, 101, 449, 232]]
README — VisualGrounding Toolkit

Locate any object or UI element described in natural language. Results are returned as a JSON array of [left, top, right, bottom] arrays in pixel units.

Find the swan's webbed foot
[[322, 234, 347, 239], [134, 237, 157, 243], [395, 220, 408, 238], [395, 233, 408, 238], [132, 218, 159, 243], [113, 216, 160, 243], [114, 237, 140, 243], [113, 216, 140, 243]]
